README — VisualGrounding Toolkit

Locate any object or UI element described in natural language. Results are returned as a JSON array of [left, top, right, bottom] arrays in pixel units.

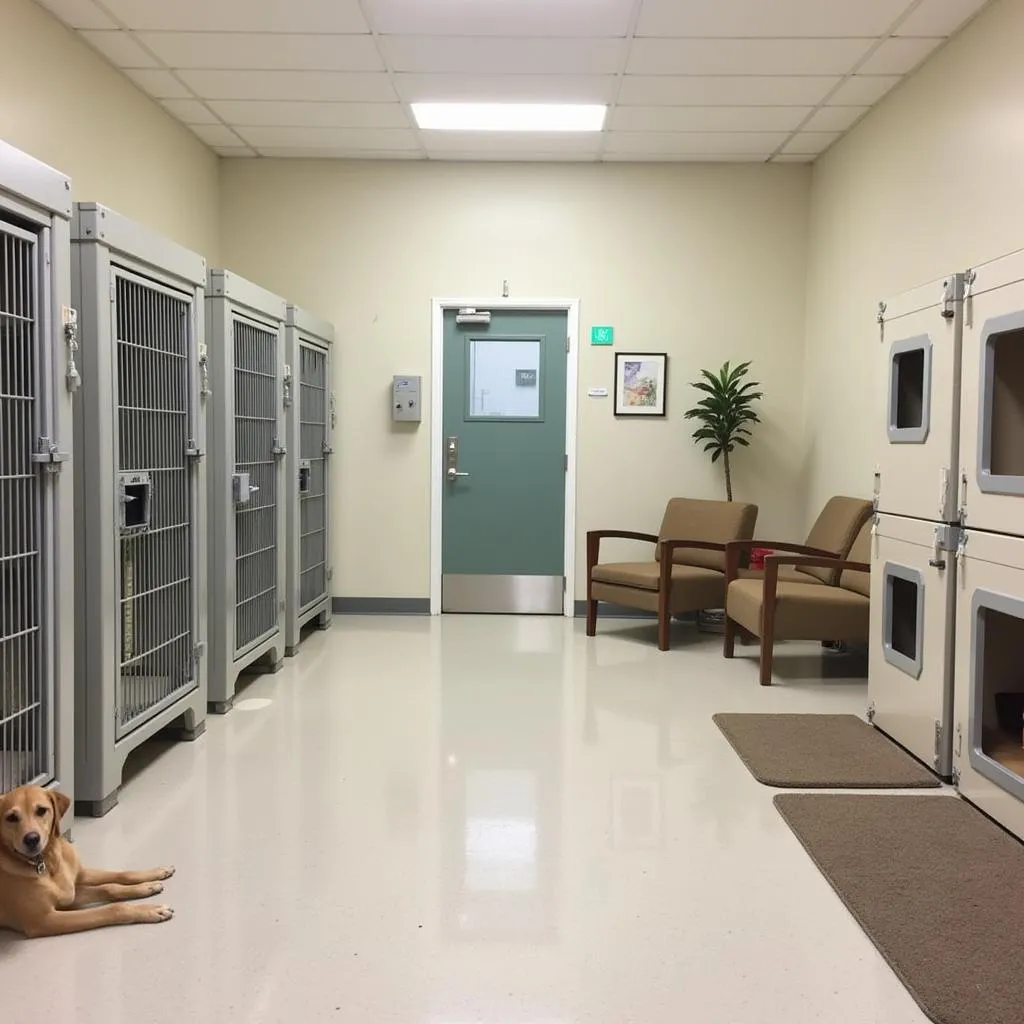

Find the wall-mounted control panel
[[392, 375, 422, 422]]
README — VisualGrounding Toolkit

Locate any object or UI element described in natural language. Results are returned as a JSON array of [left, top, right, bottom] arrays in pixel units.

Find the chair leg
[[657, 589, 670, 651], [723, 616, 735, 658], [759, 632, 775, 686], [586, 597, 597, 637]]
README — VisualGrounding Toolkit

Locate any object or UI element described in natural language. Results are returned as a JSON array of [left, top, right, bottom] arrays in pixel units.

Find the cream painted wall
[[0, 0, 219, 259], [219, 159, 811, 600], [802, 0, 1024, 525]]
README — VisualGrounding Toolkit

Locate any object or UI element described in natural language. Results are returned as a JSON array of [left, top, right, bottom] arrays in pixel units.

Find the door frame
[[430, 297, 581, 616]]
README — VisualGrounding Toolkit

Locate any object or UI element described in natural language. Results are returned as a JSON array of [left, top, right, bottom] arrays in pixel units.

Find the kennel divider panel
[[0, 140, 74, 802], [875, 274, 964, 523]]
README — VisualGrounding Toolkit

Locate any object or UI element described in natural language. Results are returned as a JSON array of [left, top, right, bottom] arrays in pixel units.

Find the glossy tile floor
[[2, 616, 936, 1023]]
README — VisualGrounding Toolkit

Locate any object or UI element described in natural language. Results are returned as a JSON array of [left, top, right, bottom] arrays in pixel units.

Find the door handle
[[446, 468, 470, 482]]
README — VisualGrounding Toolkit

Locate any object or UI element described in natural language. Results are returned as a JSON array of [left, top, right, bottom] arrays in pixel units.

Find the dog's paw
[[157, 866, 175, 880], [145, 882, 164, 896], [140, 904, 174, 924]]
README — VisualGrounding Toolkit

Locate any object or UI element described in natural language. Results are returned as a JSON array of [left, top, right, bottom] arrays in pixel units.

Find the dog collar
[[33, 857, 45, 875]]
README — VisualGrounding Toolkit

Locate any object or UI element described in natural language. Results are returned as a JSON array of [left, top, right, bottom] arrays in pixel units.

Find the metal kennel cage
[[284, 306, 334, 655], [0, 141, 75, 803], [207, 270, 287, 713], [72, 204, 208, 816]]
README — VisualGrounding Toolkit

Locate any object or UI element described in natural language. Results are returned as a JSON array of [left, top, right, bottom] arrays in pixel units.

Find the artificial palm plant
[[683, 361, 763, 502]]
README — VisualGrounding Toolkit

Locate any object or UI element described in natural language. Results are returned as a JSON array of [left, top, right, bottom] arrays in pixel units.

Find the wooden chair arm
[[724, 540, 839, 584], [765, 554, 871, 575], [586, 530, 659, 572]]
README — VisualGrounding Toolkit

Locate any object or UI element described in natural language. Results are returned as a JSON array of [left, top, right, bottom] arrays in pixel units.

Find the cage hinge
[[282, 364, 293, 408], [185, 439, 205, 460], [955, 721, 962, 758], [963, 268, 977, 328], [940, 274, 964, 319], [198, 344, 211, 397], [330, 392, 337, 429], [327, 567, 334, 582], [272, 437, 287, 456], [933, 721, 943, 763], [866, 701, 876, 724], [63, 306, 81, 392], [952, 766, 961, 787], [958, 468, 968, 524], [955, 529, 968, 569], [31, 437, 70, 473], [877, 301, 886, 344]]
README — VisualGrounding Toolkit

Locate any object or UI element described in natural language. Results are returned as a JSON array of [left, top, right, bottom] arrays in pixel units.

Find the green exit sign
[[591, 326, 614, 346]]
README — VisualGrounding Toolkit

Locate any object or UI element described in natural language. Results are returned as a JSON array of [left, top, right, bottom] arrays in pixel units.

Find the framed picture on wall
[[614, 353, 668, 417]]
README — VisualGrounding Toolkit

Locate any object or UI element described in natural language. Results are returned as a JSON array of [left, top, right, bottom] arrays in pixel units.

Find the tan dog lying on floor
[[0, 785, 174, 938]]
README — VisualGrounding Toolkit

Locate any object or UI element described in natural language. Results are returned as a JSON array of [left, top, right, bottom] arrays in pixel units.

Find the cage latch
[[272, 437, 287, 456], [31, 437, 70, 473], [185, 439, 205, 460], [198, 344, 211, 397], [63, 306, 81, 392], [322, 440, 334, 455], [283, 364, 293, 408]]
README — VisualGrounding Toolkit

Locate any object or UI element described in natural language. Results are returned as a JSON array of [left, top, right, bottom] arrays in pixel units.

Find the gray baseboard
[[332, 597, 431, 615]]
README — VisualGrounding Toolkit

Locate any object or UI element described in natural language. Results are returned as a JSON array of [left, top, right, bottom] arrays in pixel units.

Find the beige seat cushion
[[796, 495, 873, 585], [839, 520, 872, 597], [657, 498, 758, 572], [727, 578, 870, 640], [591, 562, 727, 614]]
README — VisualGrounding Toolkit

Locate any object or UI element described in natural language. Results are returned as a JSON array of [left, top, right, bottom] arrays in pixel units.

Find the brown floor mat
[[713, 713, 940, 788], [775, 793, 1024, 1024]]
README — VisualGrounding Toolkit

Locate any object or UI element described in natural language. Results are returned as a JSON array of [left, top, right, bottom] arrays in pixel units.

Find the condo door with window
[[442, 308, 568, 614]]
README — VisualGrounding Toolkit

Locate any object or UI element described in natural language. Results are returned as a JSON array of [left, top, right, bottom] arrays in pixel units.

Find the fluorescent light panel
[[411, 102, 606, 132]]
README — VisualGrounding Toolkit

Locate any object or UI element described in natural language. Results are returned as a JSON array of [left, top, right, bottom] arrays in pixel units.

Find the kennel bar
[[284, 305, 334, 656], [953, 528, 1024, 842], [72, 203, 208, 816], [207, 270, 287, 712], [867, 513, 956, 778], [874, 273, 964, 524], [0, 140, 75, 805], [958, 249, 1024, 535]]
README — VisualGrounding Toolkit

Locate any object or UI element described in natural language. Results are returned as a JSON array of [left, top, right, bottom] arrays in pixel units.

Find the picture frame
[[613, 352, 668, 417]]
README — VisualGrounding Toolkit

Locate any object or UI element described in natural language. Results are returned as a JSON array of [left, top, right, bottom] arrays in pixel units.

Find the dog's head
[[0, 786, 70, 862]]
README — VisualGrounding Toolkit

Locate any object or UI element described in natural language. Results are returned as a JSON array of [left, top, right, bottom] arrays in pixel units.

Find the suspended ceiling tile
[[213, 146, 257, 157], [80, 30, 159, 68], [379, 35, 628, 75], [605, 131, 790, 156], [188, 123, 245, 147], [801, 106, 871, 132], [427, 151, 601, 162], [419, 130, 603, 155], [365, 0, 635, 37], [772, 153, 817, 163], [857, 36, 945, 74], [36, 0, 116, 30], [236, 125, 421, 151], [895, 0, 990, 36], [617, 75, 840, 107], [177, 70, 399, 103], [828, 74, 902, 105], [781, 131, 844, 155], [98, 0, 370, 32], [160, 98, 220, 125], [393, 73, 618, 105], [209, 100, 410, 129], [122, 68, 193, 99], [603, 152, 768, 163], [136, 32, 384, 72], [627, 38, 875, 77], [611, 106, 813, 133], [254, 148, 422, 159], [636, 0, 911, 37]]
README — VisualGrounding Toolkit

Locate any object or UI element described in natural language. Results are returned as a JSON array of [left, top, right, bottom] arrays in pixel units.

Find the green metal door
[[442, 308, 568, 614]]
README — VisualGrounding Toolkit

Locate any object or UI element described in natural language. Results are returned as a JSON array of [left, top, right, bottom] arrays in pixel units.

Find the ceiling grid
[[36, 0, 991, 162]]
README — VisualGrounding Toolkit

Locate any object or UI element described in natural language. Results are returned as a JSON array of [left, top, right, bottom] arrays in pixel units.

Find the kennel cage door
[[232, 313, 281, 657], [876, 275, 963, 523], [298, 340, 329, 613], [112, 269, 197, 740], [0, 218, 53, 790]]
